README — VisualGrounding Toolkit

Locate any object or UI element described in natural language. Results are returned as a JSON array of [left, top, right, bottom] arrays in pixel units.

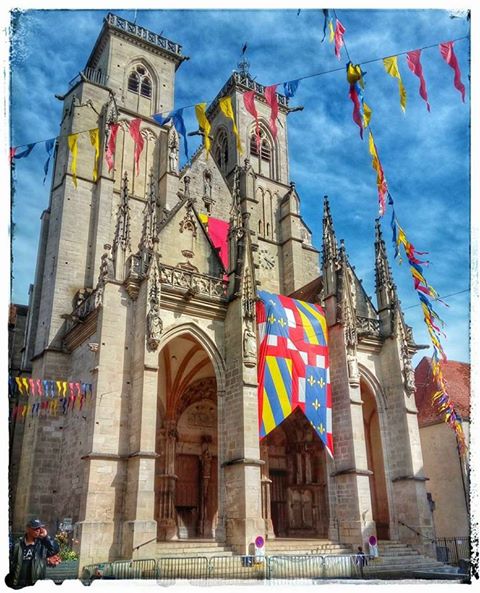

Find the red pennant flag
[[348, 84, 363, 139], [105, 123, 120, 172], [406, 49, 430, 112], [264, 85, 279, 139], [244, 90, 261, 150], [334, 19, 346, 60], [439, 41, 466, 102], [129, 118, 145, 175]]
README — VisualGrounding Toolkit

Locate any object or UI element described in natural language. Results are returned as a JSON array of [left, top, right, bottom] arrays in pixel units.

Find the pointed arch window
[[213, 129, 229, 172], [249, 128, 274, 178], [128, 65, 152, 98]]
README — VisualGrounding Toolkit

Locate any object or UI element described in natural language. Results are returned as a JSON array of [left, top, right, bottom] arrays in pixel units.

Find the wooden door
[[270, 470, 288, 537]]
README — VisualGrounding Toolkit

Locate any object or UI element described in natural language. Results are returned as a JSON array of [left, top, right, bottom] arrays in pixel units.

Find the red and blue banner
[[256, 291, 333, 457]]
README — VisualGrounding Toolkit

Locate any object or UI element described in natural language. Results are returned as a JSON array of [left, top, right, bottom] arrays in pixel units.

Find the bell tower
[[202, 67, 319, 296]]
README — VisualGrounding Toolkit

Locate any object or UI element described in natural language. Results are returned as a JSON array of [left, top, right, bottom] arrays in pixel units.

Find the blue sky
[[7, 7, 471, 365]]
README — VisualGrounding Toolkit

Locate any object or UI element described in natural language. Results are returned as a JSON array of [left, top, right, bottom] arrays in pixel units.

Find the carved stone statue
[[147, 302, 163, 350], [168, 130, 179, 173], [243, 319, 257, 368], [403, 353, 416, 396], [347, 352, 360, 386], [99, 243, 114, 283]]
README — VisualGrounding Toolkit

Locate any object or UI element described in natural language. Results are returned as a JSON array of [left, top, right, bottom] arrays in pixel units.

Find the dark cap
[[27, 519, 45, 529]]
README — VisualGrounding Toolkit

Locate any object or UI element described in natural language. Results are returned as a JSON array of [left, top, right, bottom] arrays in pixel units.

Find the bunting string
[[335, 9, 468, 456], [8, 376, 94, 420], [388, 194, 467, 454]]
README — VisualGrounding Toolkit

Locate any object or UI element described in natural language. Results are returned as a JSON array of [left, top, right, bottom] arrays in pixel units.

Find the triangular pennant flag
[[171, 109, 189, 160], [43, 138, 55, 184], [406, 49, 431, 112], [218, 96, 242, 153], [129, 118, 145, 176], [439, 41, 466, 102], [383, 56, 407, 112], [13, 143, 36, 160], [368, 131, 388, 216], [194, 103, 212, 157], [89, 128, 100, 181], [283, 79, 300, 99], [67, 133, 79, 188], [105, 123, 120, 173], [362, 102, 372, 128], [243, 90, 261, 151], [152, 112, 171, 126], [264, 84, 279, 140], [334, 19, 346, 60], [348, 84, 364, 139], [321, 9, 329, 43]]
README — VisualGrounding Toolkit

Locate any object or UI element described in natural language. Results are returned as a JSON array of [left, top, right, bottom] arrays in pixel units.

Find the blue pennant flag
[[283, 79, 300, 99], [171, 109, 189, 160], [152, 112, 172, 126], [43, 138, 55, 184], [153, 109, 189, 159], [14, 143, 36, 160]]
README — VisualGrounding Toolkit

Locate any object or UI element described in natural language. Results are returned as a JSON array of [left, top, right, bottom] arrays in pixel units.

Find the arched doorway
[[263, 408, 329, 538], [155, 333, 219, 540], [361, 380, 390, 539]]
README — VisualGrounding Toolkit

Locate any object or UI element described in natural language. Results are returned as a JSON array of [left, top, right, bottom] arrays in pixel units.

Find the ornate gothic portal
[[155, 335, 218, 540], [263, 408, 329, 538], [361, 381, 390, 540]]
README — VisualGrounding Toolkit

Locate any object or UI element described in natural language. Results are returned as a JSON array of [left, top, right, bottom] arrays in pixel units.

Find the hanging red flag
[[439, 41, 466, 102], [264, 85, 279, 139], [334, 19, 346, 60], [244, 90, 261, 150], [406, 49, 430, 111], [348, 84, 363, 139], [105, 123, 120, 173], [129, 118, 145, 175]]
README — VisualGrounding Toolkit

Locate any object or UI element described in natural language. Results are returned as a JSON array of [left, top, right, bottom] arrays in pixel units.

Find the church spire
[[139, 170, 159, 254], [322, 195, 339, 298], [374, 218, 397, 336], [112, 171, 132, 280]]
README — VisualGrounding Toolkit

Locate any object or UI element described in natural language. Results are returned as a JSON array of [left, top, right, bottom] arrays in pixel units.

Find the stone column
[[221, 298, 264, 554], [328, 322, 375, 547], [156, 421, 178, 540], [260, 443, 275, 539]]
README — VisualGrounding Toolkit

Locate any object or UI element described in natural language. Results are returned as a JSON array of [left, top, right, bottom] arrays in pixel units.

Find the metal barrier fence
[[434, 538, 469, 566], [81, 558, 157, 581], [81, 554, 363, 583]]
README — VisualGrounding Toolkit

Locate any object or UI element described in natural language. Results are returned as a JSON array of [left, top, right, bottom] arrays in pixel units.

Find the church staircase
[[155, 539, 234, 557], [265, 538, 353, 556], [363, 540, 461, 578]]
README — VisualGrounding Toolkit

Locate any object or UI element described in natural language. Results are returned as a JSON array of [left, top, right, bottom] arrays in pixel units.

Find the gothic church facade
[[13, 14, 434, 567]]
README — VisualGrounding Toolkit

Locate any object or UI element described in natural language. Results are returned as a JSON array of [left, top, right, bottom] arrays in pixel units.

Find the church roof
[[414, 356, 470, 426], [289, 277, 323, 303]]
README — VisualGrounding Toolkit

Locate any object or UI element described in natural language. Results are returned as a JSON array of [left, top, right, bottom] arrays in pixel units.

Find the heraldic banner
[[256, 290, 333, 457]]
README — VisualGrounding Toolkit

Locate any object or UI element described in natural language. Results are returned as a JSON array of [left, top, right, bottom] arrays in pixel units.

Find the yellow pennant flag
[[328, 19, 335, 42], [89, 128, 100, 182], [362, 102, 372, 128], [67, 133, 79, 187], [368, 131, 379, 171], [218, 96, 242, 153], [194, 103, 212, 158], [383, 56, 407, 112]]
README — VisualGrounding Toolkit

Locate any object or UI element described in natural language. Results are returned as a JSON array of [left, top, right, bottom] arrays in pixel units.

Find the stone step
[[155, 540, 234, 557]]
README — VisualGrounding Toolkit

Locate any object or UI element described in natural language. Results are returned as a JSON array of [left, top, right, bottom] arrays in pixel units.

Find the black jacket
[[8, 534, 59, 588]]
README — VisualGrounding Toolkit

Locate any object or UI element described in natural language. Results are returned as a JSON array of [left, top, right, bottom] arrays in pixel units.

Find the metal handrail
[[398, 520, 435, 542]]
